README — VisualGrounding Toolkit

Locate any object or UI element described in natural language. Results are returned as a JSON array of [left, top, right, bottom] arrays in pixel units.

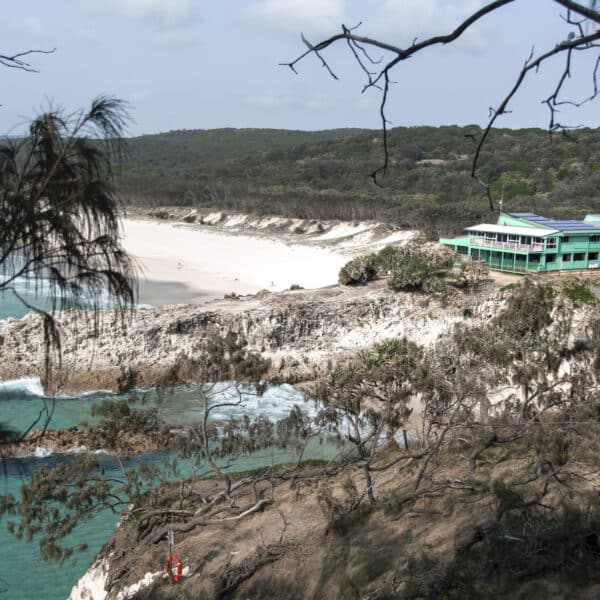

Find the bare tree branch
[[0, 48, 55, 73], [282, 0, 600, 205]]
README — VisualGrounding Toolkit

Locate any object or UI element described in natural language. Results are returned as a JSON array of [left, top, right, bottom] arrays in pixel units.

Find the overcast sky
[[1, 0, 599, 136]]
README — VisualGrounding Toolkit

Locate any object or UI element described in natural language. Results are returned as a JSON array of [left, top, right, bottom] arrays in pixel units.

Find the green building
[[439, 213, 600, 274]]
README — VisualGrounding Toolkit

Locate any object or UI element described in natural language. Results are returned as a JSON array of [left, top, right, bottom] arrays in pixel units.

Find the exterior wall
[[440, 211, 600, 275], [556, 232, 600, 271], [439, 230, 600, 274]]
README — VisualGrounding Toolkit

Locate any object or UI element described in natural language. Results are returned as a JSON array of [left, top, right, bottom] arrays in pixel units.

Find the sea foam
[[0, 376, 46, 399]]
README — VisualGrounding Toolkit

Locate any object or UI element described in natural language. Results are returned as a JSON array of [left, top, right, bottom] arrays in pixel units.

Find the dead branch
[[150, 498, 272, 544], [282, 0, 600, 205], [0, 48, 55, 72]]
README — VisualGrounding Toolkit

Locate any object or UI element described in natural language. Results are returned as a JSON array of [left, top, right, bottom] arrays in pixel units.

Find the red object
[[165, 554, 183, 583]]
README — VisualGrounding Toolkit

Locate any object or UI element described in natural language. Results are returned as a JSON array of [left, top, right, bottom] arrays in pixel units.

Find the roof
[[466, 223, 558, 237], [510, 213, 600, 232]]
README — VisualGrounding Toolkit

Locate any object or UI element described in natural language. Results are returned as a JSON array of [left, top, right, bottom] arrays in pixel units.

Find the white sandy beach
[[121, 218, 349, 305]]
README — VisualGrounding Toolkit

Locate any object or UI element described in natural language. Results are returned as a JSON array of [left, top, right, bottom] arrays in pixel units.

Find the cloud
[[76, 28, 99, 41], [22, 18, 44, 34], [243, 94, 292, 109], [246, 0, 345, 36], [305, 94, 332, 111], [357, 96, 379, 112], [149, 29, 200, 47], [83, 0, 193, 27], [242, 92, 333, 111], [367, 0, 488, 50]]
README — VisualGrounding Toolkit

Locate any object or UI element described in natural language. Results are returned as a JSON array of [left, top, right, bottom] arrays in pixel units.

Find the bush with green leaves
[[338, 242, 454, 289], [563, 279, 597, 305], [338, 254, 378, 285], [382, 242, 454, 292], [387, 258, 440, 292], [339, 242, 454, 290]]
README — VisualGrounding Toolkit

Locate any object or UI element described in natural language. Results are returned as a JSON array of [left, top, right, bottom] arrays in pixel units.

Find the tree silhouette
[[0, 96, 137, 438]]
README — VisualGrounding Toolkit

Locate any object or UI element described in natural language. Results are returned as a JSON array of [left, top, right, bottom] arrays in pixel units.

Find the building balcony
[[470, 237, 546, 252]]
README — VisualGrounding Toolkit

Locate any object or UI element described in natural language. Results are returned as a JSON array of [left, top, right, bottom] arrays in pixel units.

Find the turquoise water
[[0, 295, 325, 599], [0, 275, 127, 321], [1, 436, 325, 600], [0, 284, 53, 320], [0, 378, 311, 438]]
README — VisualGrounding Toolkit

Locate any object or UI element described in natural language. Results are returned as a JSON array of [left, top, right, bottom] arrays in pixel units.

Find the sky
[[1, 0, 599, 137]]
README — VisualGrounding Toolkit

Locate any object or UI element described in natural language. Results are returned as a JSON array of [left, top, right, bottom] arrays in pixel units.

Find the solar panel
[[509, 213, 600, 231]]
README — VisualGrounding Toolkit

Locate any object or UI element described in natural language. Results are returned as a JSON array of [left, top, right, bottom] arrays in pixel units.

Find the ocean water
[[0, 292, 326, 599], [0, 284, 53, 320], [0, 275, 129, 322]]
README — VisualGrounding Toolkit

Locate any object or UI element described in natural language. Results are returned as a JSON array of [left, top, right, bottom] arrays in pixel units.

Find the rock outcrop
[[3, 425, 174, 458], [0, 281, 488, 394]]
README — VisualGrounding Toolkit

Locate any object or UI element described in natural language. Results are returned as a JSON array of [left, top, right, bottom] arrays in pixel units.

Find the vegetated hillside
[[65, 279, 600, 599], [120, 125, 600, 237]]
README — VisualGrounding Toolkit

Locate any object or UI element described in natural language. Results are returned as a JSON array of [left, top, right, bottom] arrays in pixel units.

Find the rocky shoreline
[[3, 425, 175, 458], [0, 280, 494, 395]]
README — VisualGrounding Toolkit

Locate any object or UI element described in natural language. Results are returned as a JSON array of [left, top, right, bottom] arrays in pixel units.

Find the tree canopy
[[0, 97, 136, 437]]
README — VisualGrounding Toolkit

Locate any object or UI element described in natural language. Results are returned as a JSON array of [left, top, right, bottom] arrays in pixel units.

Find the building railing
[[470, 237, 545, 252], [471, 258, 538, 274]]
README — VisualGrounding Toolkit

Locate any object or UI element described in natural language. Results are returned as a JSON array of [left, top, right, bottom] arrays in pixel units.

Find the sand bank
[[121, 219, 348, 305]]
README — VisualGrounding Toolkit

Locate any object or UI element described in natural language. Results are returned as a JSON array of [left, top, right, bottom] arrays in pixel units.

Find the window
[[529, 255, 540, 263], [562, 236, 571, 243], [589, 252, 598, 260], [574, 253, 585, 261], [563, 253, 572, 261], [590, 235, 600, 242], [546, 254, 556, 263], [546, 237, 557, 248]]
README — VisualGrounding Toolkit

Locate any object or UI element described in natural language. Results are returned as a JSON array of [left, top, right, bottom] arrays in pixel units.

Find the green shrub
[[376, 243, 453, 274], [373, 245, 404, 274], [289, 283, 304, 290], [338, 254, 378, 285], [563, 279, 596, 304], [387, 259, 439, 292], [339, 243, 454, 289], [381, 243, 452, 292]]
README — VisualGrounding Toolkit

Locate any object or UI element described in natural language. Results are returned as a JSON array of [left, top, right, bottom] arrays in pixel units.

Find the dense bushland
[[120, 125, 600, 237]]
